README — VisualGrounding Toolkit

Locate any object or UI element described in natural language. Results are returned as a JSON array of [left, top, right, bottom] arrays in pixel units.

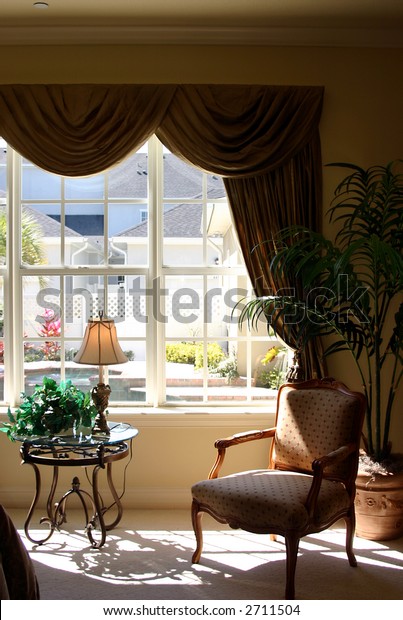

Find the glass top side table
[[15, 422, 138, 549]]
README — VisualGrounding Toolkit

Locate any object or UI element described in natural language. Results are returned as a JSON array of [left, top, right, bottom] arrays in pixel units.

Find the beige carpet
[[9, 509, 403, 601]]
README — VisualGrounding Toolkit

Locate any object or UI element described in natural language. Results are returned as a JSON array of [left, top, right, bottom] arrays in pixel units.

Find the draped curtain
[[0, 83, 325, 378]]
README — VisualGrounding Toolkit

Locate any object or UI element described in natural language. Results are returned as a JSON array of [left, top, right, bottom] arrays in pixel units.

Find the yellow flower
[[261, 346, 281, 365]]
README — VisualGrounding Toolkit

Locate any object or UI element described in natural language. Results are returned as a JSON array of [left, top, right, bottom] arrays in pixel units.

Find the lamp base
[[91, 383, 111, 435]]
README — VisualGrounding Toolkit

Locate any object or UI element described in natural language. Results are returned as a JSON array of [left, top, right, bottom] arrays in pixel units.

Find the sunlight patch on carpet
[[202, 552, 271, 571], [374, 549, 403, 562], [324, 550, 403, 570]]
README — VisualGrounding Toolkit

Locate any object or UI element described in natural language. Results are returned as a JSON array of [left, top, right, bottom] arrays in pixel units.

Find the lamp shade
[[74, 317, 128, 366]]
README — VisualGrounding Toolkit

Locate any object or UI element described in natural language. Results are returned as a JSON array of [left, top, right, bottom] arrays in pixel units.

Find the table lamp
[[74, 313, 128, 435]]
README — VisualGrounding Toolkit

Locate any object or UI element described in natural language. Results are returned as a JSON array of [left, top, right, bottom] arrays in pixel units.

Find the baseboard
[[0, 486, 192, 511]]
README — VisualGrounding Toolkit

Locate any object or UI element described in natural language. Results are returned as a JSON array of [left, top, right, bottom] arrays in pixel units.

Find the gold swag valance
[[0, 84, 323, 178]]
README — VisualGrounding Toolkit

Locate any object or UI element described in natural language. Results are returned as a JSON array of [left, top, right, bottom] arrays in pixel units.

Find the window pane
[[165, 276, 202, 337], [121, 275, 147, 338], [108, 340, 146, 403], [207, 173, 226, 200], [107, 274, 128, 325], [163, 203, 203, 266], [65, 275, 103, 330], [24, 340, 61, 396], [65, 175, 104, 200], [208, 202, 244, 267], [251, 341, 288, 401], [66, 350, 98, 389], [66, 202, 104, 236], [22, 163, 61, 200], [108, 203, 148, 267], [109, 202, 146, 235], [23, 276, 61, 339], [206, 274, 243, 339], [109, 150, 148, 199], [65, 203, 104, 266], [207, 341, 247, 402], [23, 203, 61, 265], [164, 152, 202, 199], [165, 340, 203, 403], [65, 340, 146, 404], [21, 206, 49, 266], [106, 278, 147, 402]]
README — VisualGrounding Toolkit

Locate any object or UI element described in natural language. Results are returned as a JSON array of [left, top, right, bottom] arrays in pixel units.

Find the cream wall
[[0, 44, 402, 512]]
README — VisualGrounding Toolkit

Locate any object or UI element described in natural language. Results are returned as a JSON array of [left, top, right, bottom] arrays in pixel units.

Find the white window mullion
[[104, 173, 109, 267], [61, 178, 65, 266], [10, 151, 24, 404], [60, 276, 65, 380], [104, 171, 109, 383], [202, 274, 208, 403], [3, 147, 14, 403], [148, 137, 165, 406], [202, 174, 208, 266]]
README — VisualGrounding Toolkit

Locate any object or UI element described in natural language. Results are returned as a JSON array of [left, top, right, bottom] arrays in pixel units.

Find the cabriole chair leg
[[345, 513, 358, 567], [191, 499, 204, 564], [285, 534, 300, 600]]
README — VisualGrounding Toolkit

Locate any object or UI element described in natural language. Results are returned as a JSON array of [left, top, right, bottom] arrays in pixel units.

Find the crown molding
[[0, 25, 402, 47]]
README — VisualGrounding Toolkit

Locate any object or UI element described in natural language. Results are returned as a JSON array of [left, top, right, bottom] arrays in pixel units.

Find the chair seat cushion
[[192, 469, 350, 532]]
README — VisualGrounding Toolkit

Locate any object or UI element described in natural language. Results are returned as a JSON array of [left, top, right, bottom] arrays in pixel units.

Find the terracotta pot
[[355, 471, 403, 540]]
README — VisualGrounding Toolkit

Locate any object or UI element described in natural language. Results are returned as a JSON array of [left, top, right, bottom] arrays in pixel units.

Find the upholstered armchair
[[191, 378, 366, 599]]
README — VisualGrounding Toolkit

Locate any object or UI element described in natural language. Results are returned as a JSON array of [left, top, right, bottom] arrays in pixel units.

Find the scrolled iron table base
[[17, 423, 137, 549]]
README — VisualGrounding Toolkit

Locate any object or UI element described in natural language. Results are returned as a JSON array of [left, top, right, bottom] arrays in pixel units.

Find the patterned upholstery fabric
[[192, 469, 350, 530], [273, 387, 359, 478]]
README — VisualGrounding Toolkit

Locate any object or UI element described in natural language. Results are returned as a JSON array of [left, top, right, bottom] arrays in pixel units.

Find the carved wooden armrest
[[312, 443, 356, 473], [305, 443, 356, 516], [208, 427, 276, 479]]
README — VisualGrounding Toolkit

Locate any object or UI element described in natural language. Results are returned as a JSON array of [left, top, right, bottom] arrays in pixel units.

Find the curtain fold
[[156, 85, 324, 177], [224, 136, 326, 379], [0, 84, 176, 176], [0, 82, 325, 378]]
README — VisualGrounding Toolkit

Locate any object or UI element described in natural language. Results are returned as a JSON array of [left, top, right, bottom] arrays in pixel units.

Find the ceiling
[[1, 0, 403, 46]]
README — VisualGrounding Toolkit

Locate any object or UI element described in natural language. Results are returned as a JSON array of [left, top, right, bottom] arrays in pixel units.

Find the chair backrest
[[270, 378, 366, 482]]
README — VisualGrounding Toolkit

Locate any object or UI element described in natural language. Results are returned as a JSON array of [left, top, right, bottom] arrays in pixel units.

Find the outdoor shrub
[[211, 355, 239, 383], [166, 342, 198, 365], [166, 342, 225, 370], [194, 342, 226, 370]]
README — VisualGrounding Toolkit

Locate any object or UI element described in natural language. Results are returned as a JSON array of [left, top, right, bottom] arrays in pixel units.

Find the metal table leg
[[23, 461, 59, 545]]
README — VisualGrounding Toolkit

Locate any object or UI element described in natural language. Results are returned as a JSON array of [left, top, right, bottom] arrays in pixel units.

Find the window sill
[[104, 405, 276, 427], [0, 404, 277, 429]]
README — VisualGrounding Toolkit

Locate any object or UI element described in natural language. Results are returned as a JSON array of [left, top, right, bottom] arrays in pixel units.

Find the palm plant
[[239, 161, 403, 464], [0, 207, 47, 292], [0, 207, 46, 266]]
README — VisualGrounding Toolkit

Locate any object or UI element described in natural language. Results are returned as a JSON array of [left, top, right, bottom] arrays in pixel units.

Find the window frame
[[1, 137, 283, 410]]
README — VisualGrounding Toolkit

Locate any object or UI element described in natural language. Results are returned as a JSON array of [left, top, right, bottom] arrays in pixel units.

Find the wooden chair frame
[[191, 378, 366, 599]]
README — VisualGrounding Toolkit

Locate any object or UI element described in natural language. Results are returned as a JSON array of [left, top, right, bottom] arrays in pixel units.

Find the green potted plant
[[1, 376, 97, 439], [239, 161, 403, 539]]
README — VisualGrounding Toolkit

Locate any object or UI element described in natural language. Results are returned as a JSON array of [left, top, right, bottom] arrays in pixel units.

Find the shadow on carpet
[[23, 525, 403, 600]]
